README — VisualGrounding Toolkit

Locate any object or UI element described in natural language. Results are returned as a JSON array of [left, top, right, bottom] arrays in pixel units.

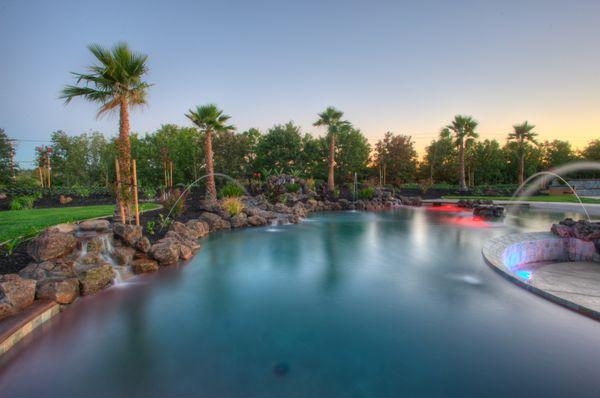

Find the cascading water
[[75, 229, 129, 285]]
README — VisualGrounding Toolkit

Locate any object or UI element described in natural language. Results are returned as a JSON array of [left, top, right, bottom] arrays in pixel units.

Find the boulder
[[247, 215, 268, 226], [149, 239, 181, 266], [136, 237, 152, 253], [131, 256, 159, 274], [36, 278, 79, 304], [165, 231, 201, 251], [113, 223, 143, 247], [27, 230, 78, 262], [230, 213, 249, 229], [179, 244, 193, 261], [51, 223, 78, 234], [170, 221, 200, 240], [79, 219, 110, 232], [185, 220, 210, 238], [551, 223, 573, 238], [19, 260, 77, 281], [199, 212, 231, 231], [0, 274, 36, 318], [76, 263, 115, 295], [114, 246, 136, 265], [59, 195, 73, 205]]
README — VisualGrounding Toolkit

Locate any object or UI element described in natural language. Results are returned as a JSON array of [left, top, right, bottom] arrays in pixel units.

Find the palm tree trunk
[[519, 151, 525, 186], [205, 128, 217, 201], [328, 132, 335, 192], [459, 141, 467, 190], [117, 98, 132, 219]]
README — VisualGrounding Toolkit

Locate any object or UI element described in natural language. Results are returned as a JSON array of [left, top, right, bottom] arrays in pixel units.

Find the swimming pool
[[0, 208, 598, 397]]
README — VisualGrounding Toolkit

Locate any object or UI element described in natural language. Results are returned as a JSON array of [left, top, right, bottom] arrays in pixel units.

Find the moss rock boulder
[[76, 263, 115, 295], [27, 230, 77, 262], [0, 274, 36, 319]]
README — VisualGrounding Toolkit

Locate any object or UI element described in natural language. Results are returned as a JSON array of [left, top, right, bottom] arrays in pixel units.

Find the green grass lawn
[[443, 195, 600, 204], [0, 203, 159, 243]]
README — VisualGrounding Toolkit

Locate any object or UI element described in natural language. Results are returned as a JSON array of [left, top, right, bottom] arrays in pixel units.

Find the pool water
[[0, 208, 599, 397]]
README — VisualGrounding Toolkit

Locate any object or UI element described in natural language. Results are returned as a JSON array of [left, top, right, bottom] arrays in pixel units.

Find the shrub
[[358, 187, 376, 200], [141, 186, 157, 200], [9, 195, 38, 210], [219, 182, 245, 198], [222, 197, 244, 217], [70, 184, 92, 197], [305, 178, 316, 191], [285, 183, 301, 193], [161, 189, 187, 218]]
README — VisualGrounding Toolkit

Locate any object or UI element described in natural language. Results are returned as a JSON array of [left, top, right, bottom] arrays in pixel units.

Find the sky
[[1, 0, 599, 165]]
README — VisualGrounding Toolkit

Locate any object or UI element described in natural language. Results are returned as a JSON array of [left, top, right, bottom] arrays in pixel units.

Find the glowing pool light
[[440, 215, 490, 228], [425, 204, 468, 213], [515, 270, 532, 280]]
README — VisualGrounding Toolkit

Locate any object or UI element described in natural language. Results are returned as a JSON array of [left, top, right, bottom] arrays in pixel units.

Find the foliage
[[222, 197, 244, 216], [158, 214, 173, 230], [145, 220, 156, 236], [9, 193, 40, 210], [285, 183, 301, 193], [161, 189, 187, 218], [373, 132, 418, 184], [305, 178, 316, 190], [0, 128, 15, 184], [358, 187, 376, 200], [141, 185, 157, 199], [254, 122, 304, 174], [219, 182, 245, 198]]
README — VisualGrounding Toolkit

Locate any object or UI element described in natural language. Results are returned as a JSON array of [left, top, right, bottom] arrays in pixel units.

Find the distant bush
[[219, 182, 245, 198], [358, 187, 375, 200], [223, 197, 244, 216], [70, 184, 92, 197], [9, 194, 39, 210], [141, 186, 157, 200], [285, 183, 301, 193]]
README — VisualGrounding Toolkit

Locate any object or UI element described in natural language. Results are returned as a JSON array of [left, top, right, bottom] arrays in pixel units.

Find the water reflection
[[1, 209, 600, 397]]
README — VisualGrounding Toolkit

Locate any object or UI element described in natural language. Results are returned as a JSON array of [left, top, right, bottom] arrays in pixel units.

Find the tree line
[[1, 42, 599, 201]]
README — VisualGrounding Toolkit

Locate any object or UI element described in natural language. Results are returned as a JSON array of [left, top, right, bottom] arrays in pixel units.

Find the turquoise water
[[0, 208, 599, 397]]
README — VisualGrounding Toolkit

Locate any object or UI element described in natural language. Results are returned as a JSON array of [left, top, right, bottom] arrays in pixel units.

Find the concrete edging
[[482, 232, 600, 320]]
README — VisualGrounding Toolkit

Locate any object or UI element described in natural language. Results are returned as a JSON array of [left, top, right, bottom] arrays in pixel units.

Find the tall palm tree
[[61, 42, 151, 216], [186, 104, 234, 201], [314, 107, 348, 192], [441, 115, 479, 191], [508, 121, 538, 185]]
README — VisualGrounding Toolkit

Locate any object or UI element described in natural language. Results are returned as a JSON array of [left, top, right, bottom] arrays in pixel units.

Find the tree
[[508, 121, 538, 185], [471, 139, 505, 185], [541, 139, 575, 170], [254, 122, 304, 174], [504, 140, 542, 184], [373, 132, 417, 185], [326, 125, 370, 182], [314, 107, 348, 192], [421, 135, 457, 184], [581, 139, 600, 161], [0, 128, 14, 184], [441, 115, 479, 190], [61, 42, 151, 216], [186, 104, 234, 201], [213, 128, 259, 178]]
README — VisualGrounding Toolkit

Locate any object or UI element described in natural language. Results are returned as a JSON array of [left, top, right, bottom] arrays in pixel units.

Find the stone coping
[[482, 232, 600, 320], [0, 300, 60, 355]]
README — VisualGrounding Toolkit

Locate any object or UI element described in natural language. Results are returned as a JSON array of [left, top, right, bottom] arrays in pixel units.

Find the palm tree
[[441, 115, 479, 191], [314, 107, 349, 192], [508, 121, 538, 185], [61, 42, 151, 216], [186, 104, 234, 201]]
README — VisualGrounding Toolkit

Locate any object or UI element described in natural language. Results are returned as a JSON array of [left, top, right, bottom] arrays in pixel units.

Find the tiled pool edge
[[0, 301, 61, 355], [482, 232, 600, 320]]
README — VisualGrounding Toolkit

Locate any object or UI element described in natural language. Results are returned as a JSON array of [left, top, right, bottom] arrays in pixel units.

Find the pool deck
[[530, 262, 600, 315], [482, 232, 600, 320]]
